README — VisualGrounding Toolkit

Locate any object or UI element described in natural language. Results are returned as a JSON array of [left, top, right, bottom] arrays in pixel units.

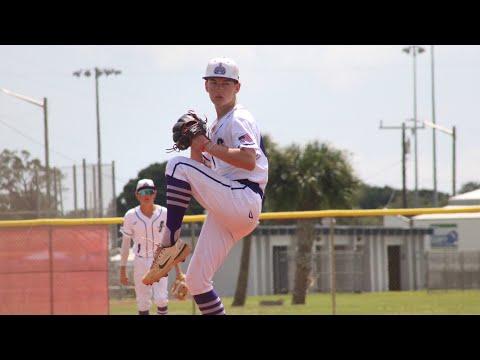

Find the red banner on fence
[[0, 225, 109, 315]]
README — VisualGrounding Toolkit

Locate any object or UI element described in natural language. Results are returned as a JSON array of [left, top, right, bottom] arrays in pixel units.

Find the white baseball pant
[[166, 156, 262, 295], [133, 256, 168, 311]]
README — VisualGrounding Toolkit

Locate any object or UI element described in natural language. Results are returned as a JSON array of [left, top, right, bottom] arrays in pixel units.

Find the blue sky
[[1, 45, 479, 209]]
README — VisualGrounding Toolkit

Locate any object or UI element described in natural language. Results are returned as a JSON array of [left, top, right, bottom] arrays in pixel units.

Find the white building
[[412, 189, 480, 251], [209, 224, 430, 296]]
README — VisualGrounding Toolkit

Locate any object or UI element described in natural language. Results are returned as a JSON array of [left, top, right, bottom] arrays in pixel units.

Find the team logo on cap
[[214, 63, 226, 75]]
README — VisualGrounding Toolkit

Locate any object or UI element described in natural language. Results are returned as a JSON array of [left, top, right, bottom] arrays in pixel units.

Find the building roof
[[412, 189, 480, 221], [413, 206, 480, 221], [448, 189, 480, 206]]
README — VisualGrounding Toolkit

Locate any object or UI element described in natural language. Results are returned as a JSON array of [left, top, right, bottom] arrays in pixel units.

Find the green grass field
[[109, 290, 480, 315]]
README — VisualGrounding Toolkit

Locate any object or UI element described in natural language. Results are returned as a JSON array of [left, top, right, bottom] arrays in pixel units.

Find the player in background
[[143, 57, 268, 315], [120, 179, 170, 315]]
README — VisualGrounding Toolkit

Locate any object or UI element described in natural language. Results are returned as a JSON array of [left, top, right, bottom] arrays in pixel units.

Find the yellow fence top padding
[[1, 206, 480, 228]]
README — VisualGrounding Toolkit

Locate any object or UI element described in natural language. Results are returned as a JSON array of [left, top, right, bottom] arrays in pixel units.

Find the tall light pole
[[431, 45, 438, 206], [73, 67, 121, 217], [413, 119, 456, 198], [1, 88, 51, 216], [403, 45, 425, 208]]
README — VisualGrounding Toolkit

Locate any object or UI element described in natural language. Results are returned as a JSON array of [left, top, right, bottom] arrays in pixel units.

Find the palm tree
[[268, 141, 359, 305], [231, 138, 359, 305]]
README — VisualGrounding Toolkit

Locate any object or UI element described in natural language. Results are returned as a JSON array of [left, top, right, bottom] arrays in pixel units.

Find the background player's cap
[[136, 179, 156, 192], [203, 57, 239, 81]]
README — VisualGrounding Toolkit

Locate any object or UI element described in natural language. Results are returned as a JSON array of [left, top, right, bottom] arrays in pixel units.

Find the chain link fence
[[426, 250, 480, 290], [313, 250, 365, 293], [275, 245, 365, 294], [54, 162, 117, 218], [0, 161, 117, 220]]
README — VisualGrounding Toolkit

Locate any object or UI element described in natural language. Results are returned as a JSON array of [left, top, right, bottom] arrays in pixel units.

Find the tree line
[[0, 149, 64, 220]]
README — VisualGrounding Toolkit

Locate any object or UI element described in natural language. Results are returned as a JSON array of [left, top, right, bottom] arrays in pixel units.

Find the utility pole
[[379, 120, 418, 208], [403, 46, 426, 207]]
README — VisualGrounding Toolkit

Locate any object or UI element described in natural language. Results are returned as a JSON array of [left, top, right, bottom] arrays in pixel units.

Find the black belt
[[235, 179, 264, 199]]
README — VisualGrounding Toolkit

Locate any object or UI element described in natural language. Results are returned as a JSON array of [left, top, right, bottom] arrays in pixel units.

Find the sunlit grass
[[109, 290, 480, 315]]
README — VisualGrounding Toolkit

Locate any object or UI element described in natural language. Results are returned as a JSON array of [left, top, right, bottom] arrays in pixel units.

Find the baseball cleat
[[142, 239, 191, 285]]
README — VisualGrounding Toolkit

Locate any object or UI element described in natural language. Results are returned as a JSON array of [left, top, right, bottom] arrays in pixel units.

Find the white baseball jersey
[[203, 104, 268, 191], [165, 103, 268, 295], [121, 205, 167, 262], [121, 205, 169, 311]]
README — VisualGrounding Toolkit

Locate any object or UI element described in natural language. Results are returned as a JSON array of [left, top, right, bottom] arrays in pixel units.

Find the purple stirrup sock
[[193, 289, 226, 315], [163, 175, 192, 247], [157, 306, 168, 315]]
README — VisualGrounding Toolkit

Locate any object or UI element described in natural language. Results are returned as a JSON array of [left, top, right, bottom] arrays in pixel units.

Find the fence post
[[73, 165, 78, 214], [478, 251, 480, 289], [323, 217, 336, 315], [92, 165, 97, 217], [444, 249, 448, 291], [34, 167, 40, 218], [413, 232, 418, 291], [53, 168, 58, 216], [460, 251, 465, 291], [58, 170, 64, 216], [82, 159, 87, 218], [112, 161, 117, 217], [425, 251, 430, 293]]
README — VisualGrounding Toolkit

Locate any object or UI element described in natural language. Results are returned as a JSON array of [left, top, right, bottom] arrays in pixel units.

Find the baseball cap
[[203, 57, 239, 81], [136, 179, 156, 192]]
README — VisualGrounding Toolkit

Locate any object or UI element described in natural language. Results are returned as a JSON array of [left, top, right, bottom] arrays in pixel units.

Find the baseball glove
[[167, 110, 208, 152], [171, 269, 189, 301]]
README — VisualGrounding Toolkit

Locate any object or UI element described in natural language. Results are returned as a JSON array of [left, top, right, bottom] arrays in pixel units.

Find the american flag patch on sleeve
[[238, 133, 254, 144]]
